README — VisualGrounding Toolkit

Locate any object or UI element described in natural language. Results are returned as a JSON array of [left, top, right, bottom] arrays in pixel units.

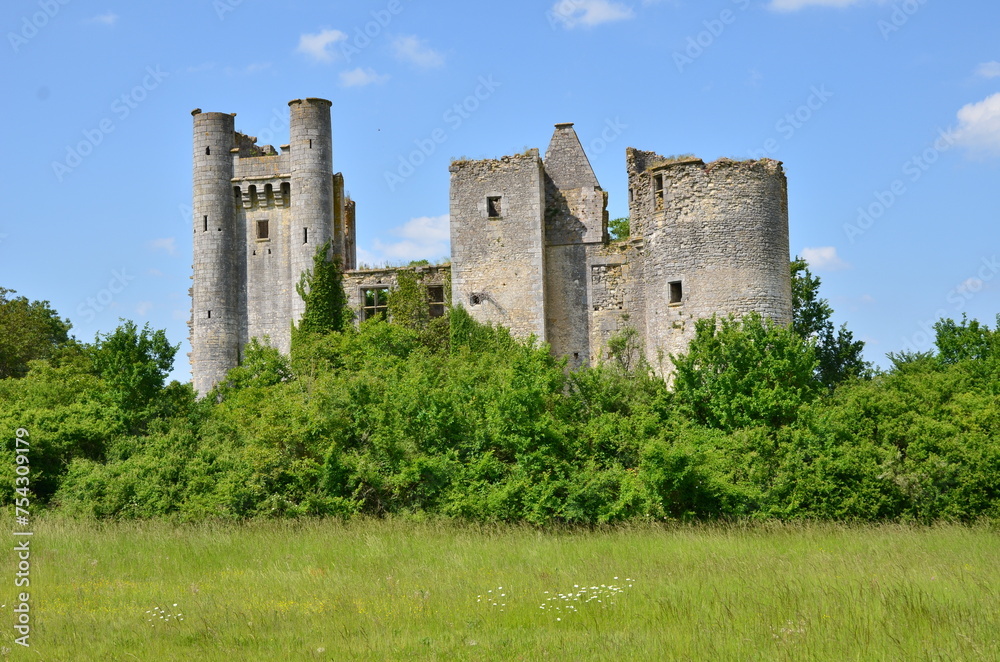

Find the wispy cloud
[[802, 246, 851, 271], [768, 0, 882, 11], [975, 61, 1000, 79], [361, 215, 450, 265], [87, 12, 119, 26], [391, 35, 445, 69], [148, 237, 177, 256], [297, 29, 348, 63], [549, 0, 634, 29], [340, 67, 390, 87], [950, 92, 1000, 156], [136, 301, 153, 316]]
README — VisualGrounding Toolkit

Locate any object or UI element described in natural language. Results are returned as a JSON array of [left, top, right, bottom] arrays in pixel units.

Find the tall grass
[[2, 518, 998, 660]]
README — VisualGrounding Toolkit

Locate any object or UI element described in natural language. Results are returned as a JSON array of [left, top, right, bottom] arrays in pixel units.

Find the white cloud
[[801, 246, 851, 271], [87, 12, 119, 26], [975, 61, 1000, 79], [950, 92, 1000, 156], [549, 0, 634, 29], [340, 67, 390, 87], [391, 36, 445, 69], [136, 301, 153, 316], [148, 237, 177, 256], [296, 29, 348, 63], [767, 0, 880, 11], [363, 215, 450, 266]]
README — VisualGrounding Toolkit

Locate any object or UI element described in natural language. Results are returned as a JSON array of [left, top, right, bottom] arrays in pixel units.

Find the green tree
[[608, 217, 630, 241], [0, 287, 72, 379], [387, 270, 430, 330], [790, 258, 870, 388], [91, 320, 178, 428], [933, 314, 997, 365], [218, 337, 292, 394], [294, 241, 351, 336], [672, 313, 819, 430]]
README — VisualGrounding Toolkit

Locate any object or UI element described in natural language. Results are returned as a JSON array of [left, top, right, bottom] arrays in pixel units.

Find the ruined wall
[[449, 151, 547, 340], [343, 265, 450, 322], [626, 149, 791, 372]]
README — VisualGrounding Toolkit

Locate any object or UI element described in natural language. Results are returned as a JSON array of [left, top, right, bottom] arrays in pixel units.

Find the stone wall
[[626, 149, 792, 372], [449, 151, 547, 340]]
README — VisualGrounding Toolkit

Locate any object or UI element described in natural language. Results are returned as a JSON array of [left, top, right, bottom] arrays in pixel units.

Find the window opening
[[668, 280, 683, 305], [487, 196, 502, 218], [303, 227, 308, 244], [427, 285, 446, 318], [281, 182, 291, 206], [203, 215, 208, 232], [653, 174, 664, 210], [257, 219, 269, 240], [205, 146, 211, 155], [361, 287, 390, 320]]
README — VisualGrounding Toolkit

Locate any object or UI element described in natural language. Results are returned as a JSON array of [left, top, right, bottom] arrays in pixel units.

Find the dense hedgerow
[[1, 262, 999, 523]]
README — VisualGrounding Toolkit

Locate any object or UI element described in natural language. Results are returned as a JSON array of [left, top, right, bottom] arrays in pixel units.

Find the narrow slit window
[[207, 310, 211, 319], [487, 196, 502, 218], [203, 215, 208, 232], [257, 219, 269, 240], [308, 139, 312, 149], [668, 280, 683, 305], [303, 227, 308, 244]]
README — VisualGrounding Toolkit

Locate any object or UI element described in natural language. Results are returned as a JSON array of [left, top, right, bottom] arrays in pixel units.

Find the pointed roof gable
[[543, 123, 601, 190]]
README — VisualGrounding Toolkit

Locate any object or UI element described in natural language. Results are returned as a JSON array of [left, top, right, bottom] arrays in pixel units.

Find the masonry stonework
[[191, 101, 793, 394]]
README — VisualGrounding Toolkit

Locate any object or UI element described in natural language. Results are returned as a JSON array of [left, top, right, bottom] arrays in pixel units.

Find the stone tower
[[190, 99, 356, 395], [625, 149, 792, 366]]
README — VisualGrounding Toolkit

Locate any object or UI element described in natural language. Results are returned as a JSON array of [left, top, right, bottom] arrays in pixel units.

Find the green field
[[2, 519, 998, 660]]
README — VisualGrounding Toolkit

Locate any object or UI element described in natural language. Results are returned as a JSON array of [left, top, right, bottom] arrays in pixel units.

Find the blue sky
[[2, 0, 998, 383]]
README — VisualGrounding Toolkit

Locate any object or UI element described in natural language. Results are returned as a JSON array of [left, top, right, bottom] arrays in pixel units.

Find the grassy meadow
[[1, 518, 998, 661]]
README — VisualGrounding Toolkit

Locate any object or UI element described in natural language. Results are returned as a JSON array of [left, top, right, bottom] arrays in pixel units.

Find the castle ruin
[[190, 99, 791, 394]]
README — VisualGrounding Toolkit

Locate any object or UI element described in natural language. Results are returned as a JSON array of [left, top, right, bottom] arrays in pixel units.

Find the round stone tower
[[626, 150, 792, 368], [288, 98, 335, 322], [190, 109, 239, 395]]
